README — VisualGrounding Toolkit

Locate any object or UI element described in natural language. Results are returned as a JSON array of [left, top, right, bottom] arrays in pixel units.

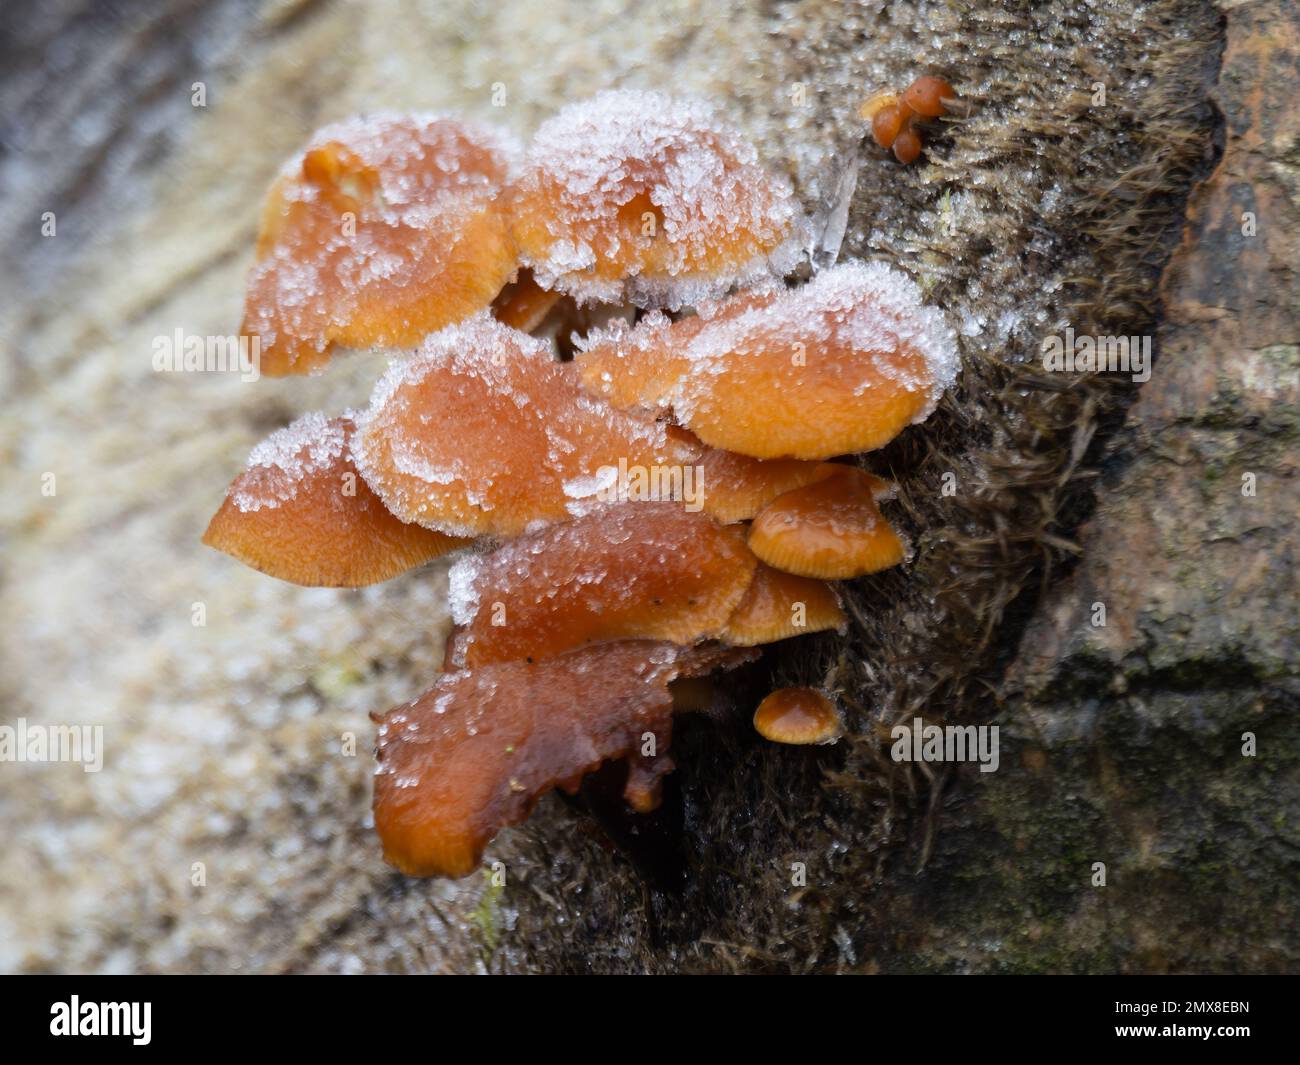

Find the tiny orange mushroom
[[242, 114, 519, 376], [753, 687, 843, 745], [860, 91, 908, 150], [353, 315, 698, 538], [576, 260, 958, 460], [506, 90, 802, 310], [861, 76, 957, 166], [748, 466, 905, 580], [891, 127, 922, 165], [722, 564, 846, 647], [444, 502, 758, 669], [202, 413, 465, 586], [373, 640, 758, 877], [901, 75, 957, 119]]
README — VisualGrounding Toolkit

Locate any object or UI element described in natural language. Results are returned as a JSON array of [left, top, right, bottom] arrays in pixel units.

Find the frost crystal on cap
[[232, 411, 347, 512], [205, 413, 463, 587], [576, 259, 959, 459], [509, 90, 804, 310], [242, 114, 520, 376], [353, 315, 694, 538]]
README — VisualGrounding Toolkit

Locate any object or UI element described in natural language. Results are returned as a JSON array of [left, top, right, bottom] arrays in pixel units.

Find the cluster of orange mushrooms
[[203, 89, 958, 878], [860, 75, 957, 164]]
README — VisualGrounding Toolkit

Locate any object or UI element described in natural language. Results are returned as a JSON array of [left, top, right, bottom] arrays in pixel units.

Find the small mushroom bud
[[753, 687, 842, 745], [892, 127, 923, 165], [901, 75, 957, 118], [873, 104, 910, 150]]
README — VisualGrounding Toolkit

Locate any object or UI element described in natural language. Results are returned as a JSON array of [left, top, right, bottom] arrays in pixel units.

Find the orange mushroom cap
[[860, 91, 908, 149], [901, 76, 957, 119], [373, 640, 758, 877], [664, 426, 836, 525], [202, 413, 465, 586], [892, 127, 923, 165], [748, 465, 905, 580], [506, 90, 803, 310], [573, 286, 777, 414], [753, 687, 842, 745], [353, 315, 698, 538], [242, 114, 520, 376], [576, 260, 958, 459], [722, 564, 846, 646], [444, 501, 758, 669]]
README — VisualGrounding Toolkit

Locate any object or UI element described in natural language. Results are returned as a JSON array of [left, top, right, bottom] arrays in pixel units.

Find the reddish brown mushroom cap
[[242, 115, 520, 376], [722, 564, 846, 647], [753, 687, 842, 745], [575, 260, 958, 460], [892, 128, 923, 165], [445, 502, 758, 668], [748, 465, 905, 580], [506, 90, 802, 309], [901, 76, 957, 118], [860, 91, 908, 149], [202, 413, 466, 586], [373, 640, 758, 877], [353, 316, 697, 538]]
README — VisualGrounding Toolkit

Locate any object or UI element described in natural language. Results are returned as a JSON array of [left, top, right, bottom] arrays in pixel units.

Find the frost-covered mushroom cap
[[508, 90, 804, 310], [373, 640, 758, 878], [202, 413, 465, 586], [444, 501, 758, 669], [577, 260, 960, 459], [352, 315, 696, 538], [243, 114, 521, 376]]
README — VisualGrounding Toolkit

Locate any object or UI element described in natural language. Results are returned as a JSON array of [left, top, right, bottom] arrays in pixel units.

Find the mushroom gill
[[373, 640, 758, 878], [202, 413, 465, 586], [242, 114, 519, 376]]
